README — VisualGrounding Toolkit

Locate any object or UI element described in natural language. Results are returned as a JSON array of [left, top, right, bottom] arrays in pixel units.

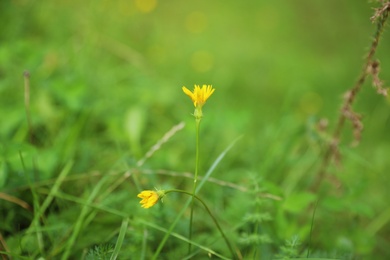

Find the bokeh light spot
[[135, 0, 157, 13]]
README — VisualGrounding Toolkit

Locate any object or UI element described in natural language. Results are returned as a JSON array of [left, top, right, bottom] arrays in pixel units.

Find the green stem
[[166, 189, 237, 259], [188, 118, 201, 254], [151, 135, 242, 260]]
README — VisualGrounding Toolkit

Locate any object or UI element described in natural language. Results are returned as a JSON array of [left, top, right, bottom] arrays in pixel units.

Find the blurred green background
[[1, 0, 390, 259]]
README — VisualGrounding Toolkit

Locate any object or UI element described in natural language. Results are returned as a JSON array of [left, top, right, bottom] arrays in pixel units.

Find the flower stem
[[188, 117, 201, 254], [152, 136, 243, 260], [166, 189, 237, 259]]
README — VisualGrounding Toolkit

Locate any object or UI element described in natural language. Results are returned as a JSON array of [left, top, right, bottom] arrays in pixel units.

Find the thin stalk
[[188, 118, 201, 254], [23, 71, 33, 144], [152, 136, 242, 260], [167, 189, 237, 259], [141, 219, 231, 260], [307, 199, 319, 258], [252, 182, 260, 259]]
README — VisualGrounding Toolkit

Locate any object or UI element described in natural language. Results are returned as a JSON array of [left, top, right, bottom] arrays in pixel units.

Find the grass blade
[[110, 217, 129, 260]]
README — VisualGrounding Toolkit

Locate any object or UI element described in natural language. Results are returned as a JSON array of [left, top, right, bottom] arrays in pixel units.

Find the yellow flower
[[137, 190, 163, 209], [182, 85, 215, 107]]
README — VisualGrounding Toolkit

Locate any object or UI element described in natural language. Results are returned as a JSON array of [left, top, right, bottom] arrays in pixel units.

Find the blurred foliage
[[1, 0, 390, 259]]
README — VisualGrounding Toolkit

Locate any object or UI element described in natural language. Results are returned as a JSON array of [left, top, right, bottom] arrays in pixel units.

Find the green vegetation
[[1, 1, 390, 259]]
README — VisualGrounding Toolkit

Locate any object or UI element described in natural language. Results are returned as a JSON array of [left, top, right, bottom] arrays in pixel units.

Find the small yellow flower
[[137, 190, 163, 209], [182, 85, 215, 107]]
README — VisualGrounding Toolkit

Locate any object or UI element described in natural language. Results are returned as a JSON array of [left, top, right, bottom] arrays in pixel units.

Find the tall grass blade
[[61, 174, 110, 260], [110, 217, 129, 260]]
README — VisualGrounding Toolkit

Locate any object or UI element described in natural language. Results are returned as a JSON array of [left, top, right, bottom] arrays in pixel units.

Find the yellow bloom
[[137, 190, 163, 208], [182, 85, 215, 107]]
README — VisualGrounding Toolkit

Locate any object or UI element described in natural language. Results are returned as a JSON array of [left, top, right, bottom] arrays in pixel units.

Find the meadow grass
[[1, 1, 390, 259]]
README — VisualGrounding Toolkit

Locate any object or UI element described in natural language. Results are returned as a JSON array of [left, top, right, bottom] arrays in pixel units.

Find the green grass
[[1, 0, 390, 259]]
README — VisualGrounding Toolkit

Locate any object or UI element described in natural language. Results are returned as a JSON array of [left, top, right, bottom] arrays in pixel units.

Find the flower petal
[[182, 84, 215, 108], [137, 190, 160, 209]]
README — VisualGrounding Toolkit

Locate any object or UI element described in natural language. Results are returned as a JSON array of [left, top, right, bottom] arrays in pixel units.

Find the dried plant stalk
[[311, 2, 390, 191]]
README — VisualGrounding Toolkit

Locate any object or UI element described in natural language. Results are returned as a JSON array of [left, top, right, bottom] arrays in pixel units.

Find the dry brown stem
[[311, 2, 390, 191]]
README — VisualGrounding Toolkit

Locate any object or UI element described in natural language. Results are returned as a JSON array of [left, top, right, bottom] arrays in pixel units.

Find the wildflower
[[137, 190, 165, 208], [182, 84, 215, 119], [182, 85, 215, 107]]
